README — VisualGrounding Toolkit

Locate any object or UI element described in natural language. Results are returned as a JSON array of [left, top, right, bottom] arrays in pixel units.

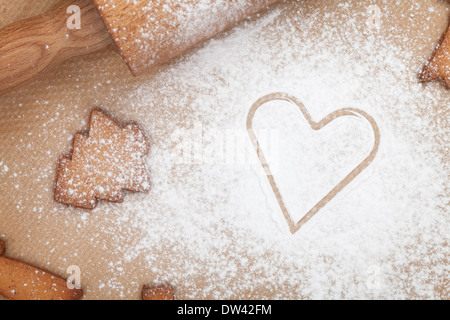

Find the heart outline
[[247, 92, 380, 234]]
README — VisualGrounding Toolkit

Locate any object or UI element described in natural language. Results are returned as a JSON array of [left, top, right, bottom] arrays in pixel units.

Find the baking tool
[[0, 239, 83, 300], [0, 0, 280, 95], [247, 93, 380, 234]]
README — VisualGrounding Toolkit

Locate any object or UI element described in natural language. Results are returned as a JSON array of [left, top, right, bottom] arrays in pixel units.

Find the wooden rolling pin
[[0, 239, 83, 300], [0, 0, 280, 95]]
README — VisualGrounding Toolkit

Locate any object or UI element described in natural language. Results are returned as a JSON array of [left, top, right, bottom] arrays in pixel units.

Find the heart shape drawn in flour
[[247, 92, 380, 234]]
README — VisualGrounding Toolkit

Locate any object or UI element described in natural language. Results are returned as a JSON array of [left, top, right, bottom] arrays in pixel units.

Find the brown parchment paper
[[0, 0, 448, 300]]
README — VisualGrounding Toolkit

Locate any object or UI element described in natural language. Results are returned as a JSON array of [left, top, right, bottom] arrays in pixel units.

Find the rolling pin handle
[[0, 0, 111, 95]]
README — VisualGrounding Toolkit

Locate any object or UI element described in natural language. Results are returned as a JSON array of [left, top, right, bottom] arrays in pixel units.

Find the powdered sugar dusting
[[0, 0, 448, 299], [83, 1, 448, 299], [93, 0, 279, 74], [54, 110, 151, 210]]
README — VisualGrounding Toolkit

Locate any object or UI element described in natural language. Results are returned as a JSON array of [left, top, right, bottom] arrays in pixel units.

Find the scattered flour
[[82, 0, 448, 299], [0, 0, 448, 299]]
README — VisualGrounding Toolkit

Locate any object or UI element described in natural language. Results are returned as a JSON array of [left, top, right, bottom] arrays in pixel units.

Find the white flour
[[1, 0, 448, 299], [84, 1, 448, 299]]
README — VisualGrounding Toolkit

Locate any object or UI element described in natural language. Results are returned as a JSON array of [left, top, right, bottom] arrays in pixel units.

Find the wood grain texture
[[0, 0, 111, 95], [0, 0, 280, 94], [92, 0, 281, 76]]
